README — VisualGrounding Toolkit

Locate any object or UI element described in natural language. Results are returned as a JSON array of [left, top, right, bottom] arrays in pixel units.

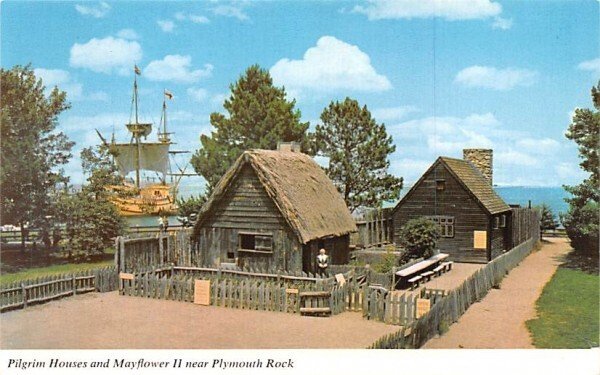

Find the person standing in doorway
[[317, 248, 329, 275]]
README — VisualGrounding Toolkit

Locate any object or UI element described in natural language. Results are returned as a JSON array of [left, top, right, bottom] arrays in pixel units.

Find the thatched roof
[[193, 149, 357, 244], [394, 156, 510, 215]]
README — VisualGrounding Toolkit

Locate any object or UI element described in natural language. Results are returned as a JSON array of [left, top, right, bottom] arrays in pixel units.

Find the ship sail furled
[[112, 142, 170, 177]]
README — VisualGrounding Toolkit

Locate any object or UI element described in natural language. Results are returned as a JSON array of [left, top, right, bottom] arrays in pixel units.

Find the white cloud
[[34, 68, 107, 101], [189, 15, 211, 24], [270, 36, 392, 96], [175, 12, 210, 24], [187, 87, 208, 102], [353, 0, 502, 21], [454, 65, 538, 91], [75, 1, 110, 18], [555, 162, 588, 181], [390, 158, 431, 183], [60, 113, 130, 133], [387, 113, 566, 185], [211, 5, 249, 21], [210, 93, 229, 107], [515, 138, 561, 154], [157, 20, 175, 33], [69, 36, 142, 75], [144, 55, 213, 83], [496, 150, 539, 167], [577, 57, 600, 75], [372, 106, 419, 122], [116, 29, 140, 40], [492, 17, 513, 30]]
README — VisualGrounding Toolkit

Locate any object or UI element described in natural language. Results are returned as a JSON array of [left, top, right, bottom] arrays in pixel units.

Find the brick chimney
[[463, 149, 493, 185], [277, 141, 301, 153]]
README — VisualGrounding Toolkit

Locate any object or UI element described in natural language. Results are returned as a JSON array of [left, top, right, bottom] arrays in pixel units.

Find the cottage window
[[238, 232, 273, 253], [493, 216, 500, 229], [436, 179, 446, 191], [500, 214, 506, 228], [427, 216, 454, 238]]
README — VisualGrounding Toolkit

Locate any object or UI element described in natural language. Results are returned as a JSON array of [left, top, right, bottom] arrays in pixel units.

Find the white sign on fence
[[194, 280, 211, 305], [416, 298, 431, 318], [335, 273, 346, 286], [119, 272, 134, 280]]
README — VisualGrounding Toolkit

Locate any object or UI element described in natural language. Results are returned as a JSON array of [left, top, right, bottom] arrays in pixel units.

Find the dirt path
[[0, 292, 398, 349], [424, 238, 572, 349]]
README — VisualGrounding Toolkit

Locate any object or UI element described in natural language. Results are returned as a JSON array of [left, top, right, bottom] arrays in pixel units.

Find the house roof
[[193, 149, 357, 244], [395, 156, 510, 215]]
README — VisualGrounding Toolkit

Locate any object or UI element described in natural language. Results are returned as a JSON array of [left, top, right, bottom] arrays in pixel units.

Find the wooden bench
[[421, 271, 434, 282], [407, 275, 422, 290], [432, 264, 445, 276], [442, 261, 454, 272], [299, 291, 331, 316]]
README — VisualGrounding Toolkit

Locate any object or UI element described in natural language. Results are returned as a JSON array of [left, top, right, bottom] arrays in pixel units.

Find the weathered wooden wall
[[352, 208, 394, 248], [393, 162, 490, 263], [302, 235, 350, 274], [195, 165, 303, 273]]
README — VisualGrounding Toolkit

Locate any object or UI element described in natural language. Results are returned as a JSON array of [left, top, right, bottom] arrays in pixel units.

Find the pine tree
[[1, 65, 74, 249], [561, 82, 599, 253], [191, 65, 309, 192], [313, 97, 403, 212]]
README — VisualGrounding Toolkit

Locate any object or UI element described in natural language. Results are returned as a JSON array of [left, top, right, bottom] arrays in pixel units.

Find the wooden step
[[299, 291, 331, 298], [300, 307, 332, 314]]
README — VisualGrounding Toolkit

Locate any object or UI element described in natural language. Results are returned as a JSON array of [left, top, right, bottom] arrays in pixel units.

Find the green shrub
[[398, 217, 440, 259]]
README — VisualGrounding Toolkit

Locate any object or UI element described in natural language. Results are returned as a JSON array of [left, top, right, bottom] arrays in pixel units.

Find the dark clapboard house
[[392, 149, 512, 263], [192, 143, 357, 274]]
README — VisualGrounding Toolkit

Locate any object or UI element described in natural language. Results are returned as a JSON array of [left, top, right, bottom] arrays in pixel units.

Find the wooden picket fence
[[0, 266, 118, 313], [120, 269, 351, 315], [369, 237, 539, 348]]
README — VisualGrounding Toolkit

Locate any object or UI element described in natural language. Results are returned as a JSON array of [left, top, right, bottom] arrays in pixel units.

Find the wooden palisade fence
[[0, 266, 118, 313], [120, 267, 363, 316], [352, 208, 394, 248], [369, 236, 539, 349]]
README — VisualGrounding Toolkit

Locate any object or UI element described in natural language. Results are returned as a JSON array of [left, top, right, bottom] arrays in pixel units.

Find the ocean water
[[495, 186, 570, 215]]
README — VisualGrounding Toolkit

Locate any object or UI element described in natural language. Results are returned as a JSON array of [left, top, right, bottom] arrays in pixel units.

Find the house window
[[493, 216, 500, 229], [238, 232, 273, 253], [500, 214, 506, 228], [436, 179, 446, 191], [427, 216, 454, 238]]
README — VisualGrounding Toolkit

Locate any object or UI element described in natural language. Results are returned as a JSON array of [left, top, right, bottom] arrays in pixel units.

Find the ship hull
[[107, 183, 178, 216]]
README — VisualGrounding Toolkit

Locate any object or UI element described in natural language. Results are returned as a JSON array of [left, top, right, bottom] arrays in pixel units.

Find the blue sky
[[2, 0, 599, 192]]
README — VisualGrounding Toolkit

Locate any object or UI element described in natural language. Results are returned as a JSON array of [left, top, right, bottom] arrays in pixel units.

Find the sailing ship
[[98, 66, 190, 216]]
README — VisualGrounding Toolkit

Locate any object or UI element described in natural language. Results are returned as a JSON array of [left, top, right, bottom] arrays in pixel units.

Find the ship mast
[[126, 65, 152, 189], [159, 90, 173, 185]]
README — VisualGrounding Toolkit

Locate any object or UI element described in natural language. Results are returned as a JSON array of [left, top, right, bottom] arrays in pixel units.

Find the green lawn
[[0, 260, 114, 285], [526, 267, 599, 348]]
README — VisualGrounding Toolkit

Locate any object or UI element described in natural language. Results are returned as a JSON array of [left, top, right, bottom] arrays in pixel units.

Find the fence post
[[72, 275, 77, 296], [119, 236, 125, 273], [21, 283, 27, 308], [159, 233, 164, 265]]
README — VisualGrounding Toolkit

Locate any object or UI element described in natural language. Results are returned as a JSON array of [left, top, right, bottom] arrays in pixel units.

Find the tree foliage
[[562, 83, 600, 254], [56, 190, 125, 258], [80, 144, 123, 198], [191, 65, 309, 193], [312, 98, 403, 212], [398, 217, 439, 260], [53, 146, 128, 258], [537, 204, 558, 231], [0, 65, 74, 247], [176, 194, 206, 226]]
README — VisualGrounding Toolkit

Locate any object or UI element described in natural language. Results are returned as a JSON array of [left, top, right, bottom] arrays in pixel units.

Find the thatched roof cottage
[[193, 145, 357, 273]]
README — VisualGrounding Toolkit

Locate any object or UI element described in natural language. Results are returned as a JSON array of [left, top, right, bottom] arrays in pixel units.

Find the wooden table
[[394, 253, 449, 289]]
